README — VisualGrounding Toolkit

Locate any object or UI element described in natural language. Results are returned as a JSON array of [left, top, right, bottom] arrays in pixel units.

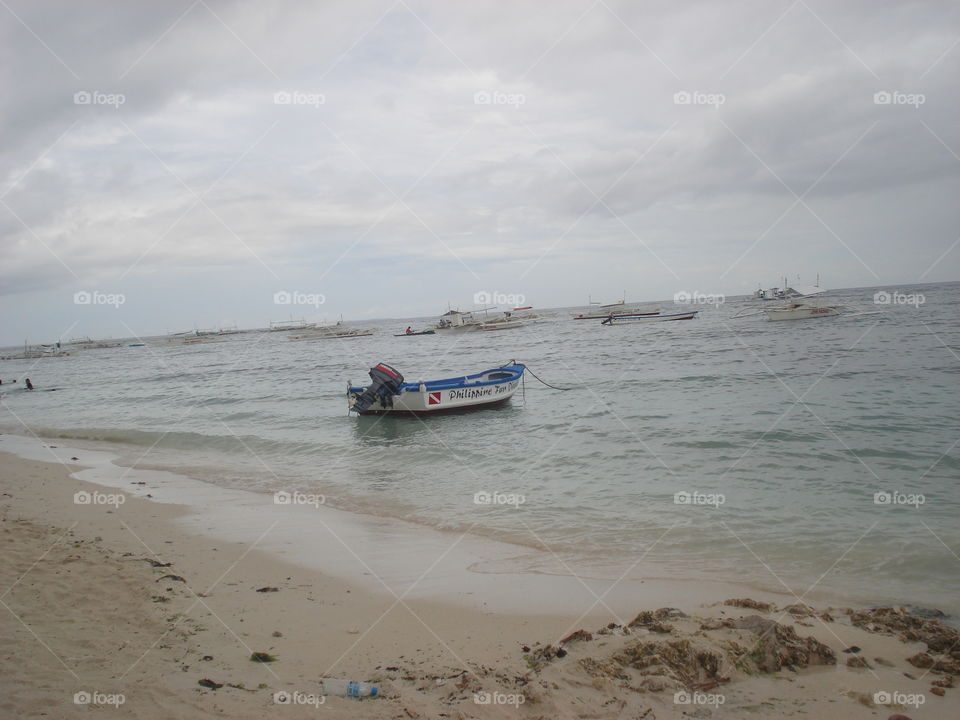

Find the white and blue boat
[[347, 363, 524, 415], [601, 310, 699, 324]]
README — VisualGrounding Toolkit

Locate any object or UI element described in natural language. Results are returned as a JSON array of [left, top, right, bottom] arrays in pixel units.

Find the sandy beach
[[1, 436, 957, 719]]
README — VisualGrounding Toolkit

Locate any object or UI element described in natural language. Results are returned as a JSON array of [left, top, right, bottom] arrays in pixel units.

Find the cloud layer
[[1, 0, 958, 341]]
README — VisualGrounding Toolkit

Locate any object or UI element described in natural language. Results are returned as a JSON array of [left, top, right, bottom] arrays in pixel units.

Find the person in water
[[405, 327, 413, 334], [25, 378, 34, 390]]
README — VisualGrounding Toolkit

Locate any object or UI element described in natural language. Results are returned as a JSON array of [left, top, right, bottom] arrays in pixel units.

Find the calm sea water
[[2, 283, 958, 611]]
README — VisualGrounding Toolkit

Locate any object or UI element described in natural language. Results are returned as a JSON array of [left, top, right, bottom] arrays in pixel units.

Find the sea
[[1, 282, 958, 613]]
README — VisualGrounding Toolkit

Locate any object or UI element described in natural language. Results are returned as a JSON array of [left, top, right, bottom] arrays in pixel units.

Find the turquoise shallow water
[[2, 282, 958, 612]]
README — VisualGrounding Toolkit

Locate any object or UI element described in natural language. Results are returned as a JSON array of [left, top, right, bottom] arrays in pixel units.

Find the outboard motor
[[351, 363, 405, 412]]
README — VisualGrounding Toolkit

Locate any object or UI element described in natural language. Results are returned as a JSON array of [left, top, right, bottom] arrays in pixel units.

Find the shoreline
[[0, 431, 799, 616], [1, 435, 957, 718]]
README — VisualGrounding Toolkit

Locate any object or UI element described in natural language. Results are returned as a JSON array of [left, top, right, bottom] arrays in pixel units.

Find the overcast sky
[[1, 0, 958, 343]]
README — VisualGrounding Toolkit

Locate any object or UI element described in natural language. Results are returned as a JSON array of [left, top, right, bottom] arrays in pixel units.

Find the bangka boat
[[394, 330, 436, 336], [287, 322, 373, 340], [433, 307, 498, 332], [601, 310, 699, 324], [269, 319, 317, 332], [574, 298, 661, 320], [763, 302, 841, 321], [734, 300, 849, 321], [347, 363, 524, 415]]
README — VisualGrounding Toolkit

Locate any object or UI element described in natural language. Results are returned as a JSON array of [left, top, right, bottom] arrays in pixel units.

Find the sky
[[1, 0, 958, 344]]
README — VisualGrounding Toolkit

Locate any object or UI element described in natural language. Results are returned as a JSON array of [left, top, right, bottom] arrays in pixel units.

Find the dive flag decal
[[428, 391, 442, 405]]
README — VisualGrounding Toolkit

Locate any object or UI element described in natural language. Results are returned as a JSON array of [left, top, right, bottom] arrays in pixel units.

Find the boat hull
[[602, 311, 698, 324], [348, 365, 523, 415], [574, 310, 660, 320], [765, 306, 840, 321]]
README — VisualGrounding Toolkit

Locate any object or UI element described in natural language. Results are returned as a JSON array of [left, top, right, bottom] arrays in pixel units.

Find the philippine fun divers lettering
[[449, 387, 495, 400], [448, 381, 517, 401]]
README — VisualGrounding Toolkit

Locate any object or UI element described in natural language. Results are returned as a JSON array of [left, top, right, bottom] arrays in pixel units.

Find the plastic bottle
[[319, 678, 379, 698]]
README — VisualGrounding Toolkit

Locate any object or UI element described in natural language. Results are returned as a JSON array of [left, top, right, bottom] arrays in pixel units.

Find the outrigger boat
[[574, 298, 661, 320], [394, 329, 436, 336], [734, 300, 870, 321], [347, 363, 524, 415], [288, 323, 374, 340], [601, 310, 698, 324], [763, 302, 841, 321]]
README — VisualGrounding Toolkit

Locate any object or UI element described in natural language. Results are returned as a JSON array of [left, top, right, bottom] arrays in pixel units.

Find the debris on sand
[[612, 638, 728, 690], [724, 598, 773, 612], [255, 586, 279, 593], [250, 652, 277, 663], [198, 679, 223, 690], [559, 629, 593, 645], [731, 615, 836, 672], [143, 558, 173, 568], [850, 607, 958, 654]]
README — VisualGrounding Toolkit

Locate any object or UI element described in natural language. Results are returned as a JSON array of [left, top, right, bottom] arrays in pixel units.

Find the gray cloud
[[1, 0, 958, 343]]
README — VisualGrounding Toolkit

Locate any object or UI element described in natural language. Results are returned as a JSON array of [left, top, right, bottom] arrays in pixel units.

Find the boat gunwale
[[348, 364, 524, 394]]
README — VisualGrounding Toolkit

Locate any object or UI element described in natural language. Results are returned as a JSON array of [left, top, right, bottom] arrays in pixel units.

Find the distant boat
[[269, 319, 317, 332], [433, 306, 497, 332], [574, 297, 660, 320], [601, 310, 698, 324], [763, 302, 842, 321], [287, 322, 373, 340], [754, 275, 825, 301], [394, 330, 436, 336], [347, 363, 524, 415]]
